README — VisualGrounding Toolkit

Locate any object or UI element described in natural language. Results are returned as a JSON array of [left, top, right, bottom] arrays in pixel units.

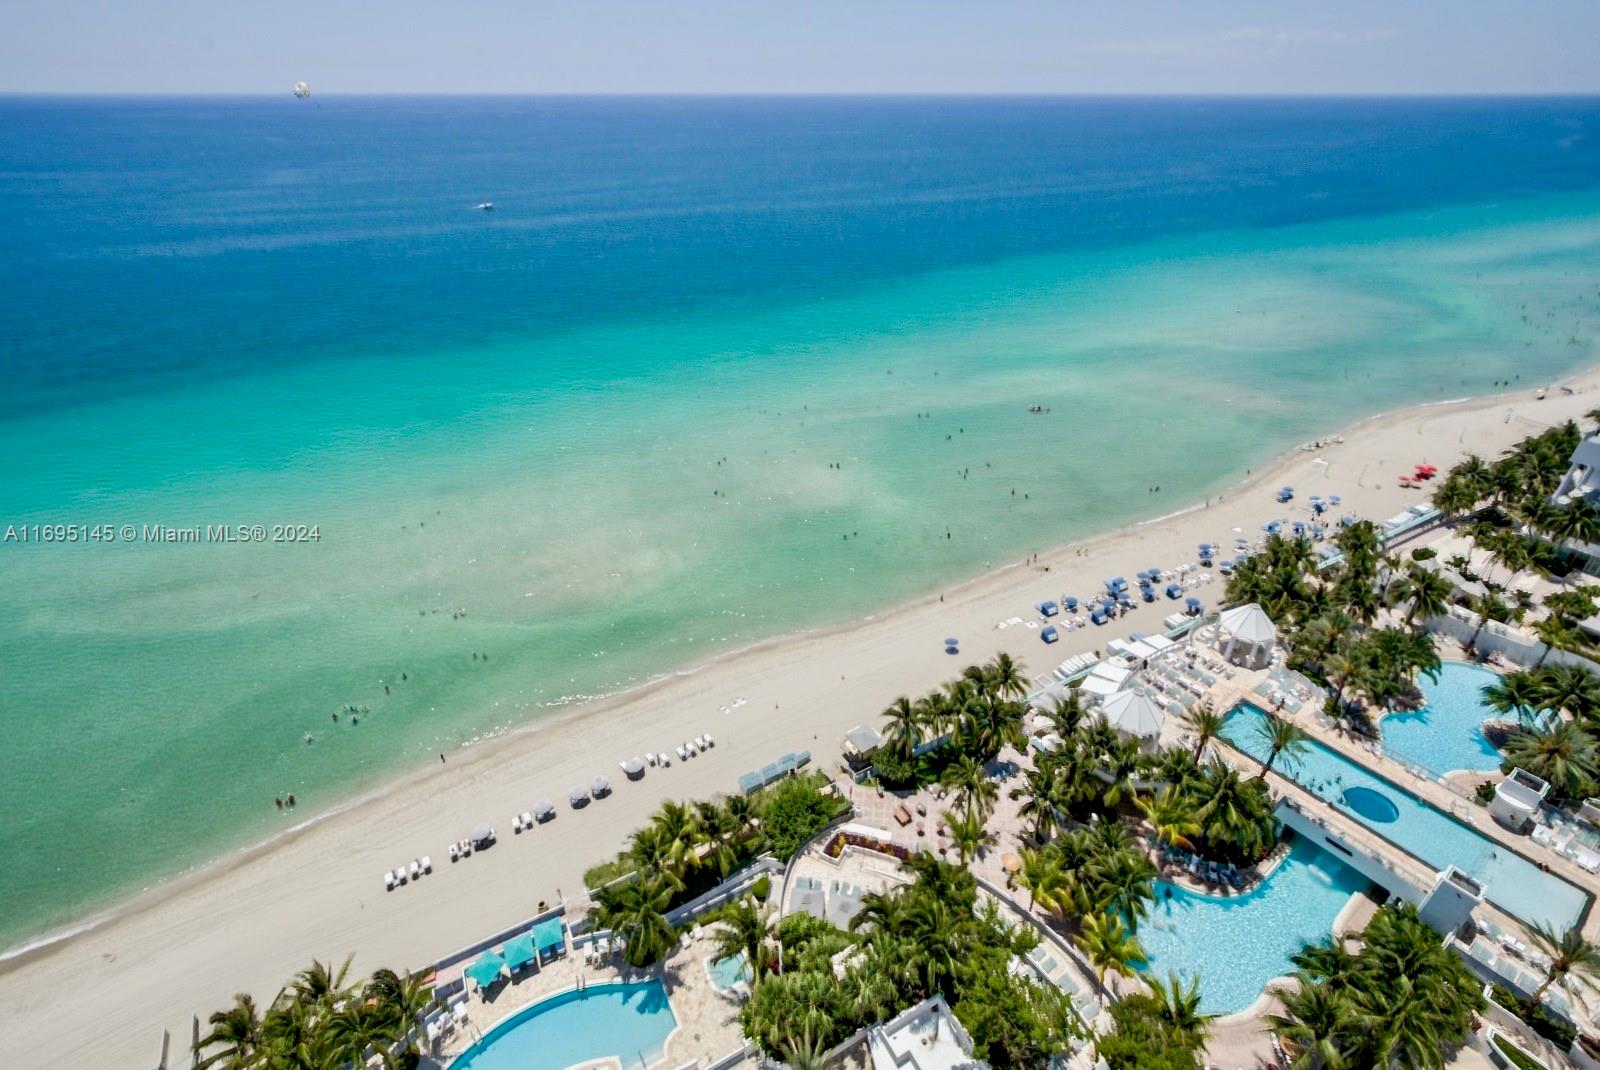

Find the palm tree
[[363, 967, 434, 1059], [943, 807, 995, 864], [1088, 848, 1157, 932], [883, 696, 922, 759], [1017, 846, 1067, 913], [1484, 672, 1549, 726], [1534, 615, 1584, 668], [324, 1001, 395, 1070], [1139, 787, 1200, 852], [1266, 978, 1361, 1070], [1013, 766, 1066, 843], [1073, 911, 1146, 997], [593, 874, 676, 968], [1181, 704, 1225, 760], [1255, 714, 1310, 779], [651, 800, 703, 876], [984, 652, 1029, 699], [290, 955, 353, 1011], [629, 824, 687, 892], [194, 993, 263, 1070], [1403, 567, 1453, 629], [1503, 721, 1599, 800], [940, 755, 998, 821], [1147, 971, 1215, 1045], [710, 897, 770, 979], [1468, 591, 1508, 651], [1527, 923, 1600, 1003]]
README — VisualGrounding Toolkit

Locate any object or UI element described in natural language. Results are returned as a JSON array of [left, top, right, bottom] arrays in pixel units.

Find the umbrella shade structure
[[470, 823, 494, 845], [568, 785, 589, 807], [844, 724, 883, 755], [944, 637, 958, 646], [591, 775, 611, 797], [1037, 600, 1059, 616], [1102, 689, 1166, 742], [1165, 583, 1183, 599], [1216, 602, 1278, 668], [1040, 626, 1059, 643], [464, 949, 507, 990], [502, 933, 538, 972], [533, 799, 555, 821], [1063, 596, 1079, 611], [1185, 596, 1202, 609], [533, 916, 566, 957], [620, 757, 645, 778]]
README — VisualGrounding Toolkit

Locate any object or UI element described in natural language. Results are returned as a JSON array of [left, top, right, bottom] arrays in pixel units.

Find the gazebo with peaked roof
[[1102, 689, 1166, 746], [1216, 603, 1277, 669]]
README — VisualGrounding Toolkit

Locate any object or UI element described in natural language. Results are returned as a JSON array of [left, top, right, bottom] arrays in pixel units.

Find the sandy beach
[[4, 366, 1599, 1069]]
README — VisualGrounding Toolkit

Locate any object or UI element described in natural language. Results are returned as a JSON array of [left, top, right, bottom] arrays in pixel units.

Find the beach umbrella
[[591, 775, 610, 797], [1186, 596, 1202, 610], [470, 823, 493, 844], [533, 799, 555, 820], [620, 756, 645, 778], [568, 786, 588, 807], [464, 949, 507, 990], [1064, 596, 1078, 610], [502, 933, 538, 973]]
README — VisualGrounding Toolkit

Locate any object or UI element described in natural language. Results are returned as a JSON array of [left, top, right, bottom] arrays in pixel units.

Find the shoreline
[[5, 360, 1600, 1068], [0, 370, 1585, 970]]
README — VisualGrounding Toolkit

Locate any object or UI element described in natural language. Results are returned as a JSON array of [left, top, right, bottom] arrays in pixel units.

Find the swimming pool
[[1139, 837, 1367, 1016], [449, 981, 678, 1070], [707, 952, 751, 993], [1380, 661, 1504, 778], [1222, 704, 1588, 931]]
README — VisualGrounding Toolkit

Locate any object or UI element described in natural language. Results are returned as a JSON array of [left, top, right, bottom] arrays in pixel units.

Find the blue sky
[[3, 0, 1597, 94]]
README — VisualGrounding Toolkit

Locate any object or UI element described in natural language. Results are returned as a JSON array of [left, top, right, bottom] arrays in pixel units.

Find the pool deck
[[427, 927, 749, 1070]]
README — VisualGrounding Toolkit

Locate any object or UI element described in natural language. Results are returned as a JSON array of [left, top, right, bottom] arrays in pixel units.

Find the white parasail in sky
[[293, 81, 310, 98]]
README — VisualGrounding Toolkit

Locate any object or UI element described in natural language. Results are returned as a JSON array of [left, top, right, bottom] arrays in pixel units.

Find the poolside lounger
[[512, 813, 525, 833], [394, 865, 407, 885], [658, 752, 671, 767], [384, 870, 396, 891], [703, 733, 715, 747], [520, 811, 533, 829], [410, 859, 422, 879], [421, 855, 432, 873], [448, 844, 459, 863]]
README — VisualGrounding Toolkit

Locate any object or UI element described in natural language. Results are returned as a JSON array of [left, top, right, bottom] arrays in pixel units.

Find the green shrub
[[760, 776, 838, 860], [751, 874, 771, 903], [1411, 547, 1438, 562], [1492, 1032, 1548, 1070], [1476, 781, 1498, 805]]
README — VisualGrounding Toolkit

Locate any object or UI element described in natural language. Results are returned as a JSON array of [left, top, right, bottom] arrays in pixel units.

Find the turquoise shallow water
[[1222, 705, 1589, 930], [1139, 837, 1367, 1015], [1381, 661, 1506, 778], [449, 980, 676, 1070], [2, 98, 1599, 949]]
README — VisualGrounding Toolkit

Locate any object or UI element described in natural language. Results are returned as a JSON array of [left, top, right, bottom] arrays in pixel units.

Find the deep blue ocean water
[[1, 96, 1598, 949]]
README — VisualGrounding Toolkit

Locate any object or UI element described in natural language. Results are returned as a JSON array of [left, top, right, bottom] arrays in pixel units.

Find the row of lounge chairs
[[675, 734, 715, 761], [1531, 823, 1600, 872], [384, 856, 433, 891], [1024, 944, 1100, 1021], [1160, 846, 1249, 889]]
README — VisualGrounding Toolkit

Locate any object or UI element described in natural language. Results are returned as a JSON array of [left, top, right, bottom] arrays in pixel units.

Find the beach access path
[[4, 368, 1600, 1069]]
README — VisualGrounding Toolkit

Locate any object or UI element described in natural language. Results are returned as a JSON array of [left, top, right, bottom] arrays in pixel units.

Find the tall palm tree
[[651, 800, 703, 876], [1073, 911, 1146, 997], [1503, 721, 1599, 799], [940, 755, 998, 821], [1403, 567, 1454, 629], [1483, 672, 1549, 726], [290, 955, 353, 1012], [1147, 971, 1215, 1046], [1017, 846, 1067, 913], [1088, 848, 1157, 932], [629, 824, 687, 892], [1181, 704, 1225, 761], [1528, 923, 1600, 1003], [1013, 765, 1066, 843], [1139, 787, 1200, 852], [194, 993, 263, 1070], [1534, 615, 1584, 668], [942, 807, 995, 865], [363, 967, 434, 1057], [324, 1001, 395, 1070], [1468, 591, 1509, 651], [1255, 714, 1310, 779], [882, 696, 922, 759], [984, 652, 1029, 699], [593, 874, 677, 968], [711, 897, 771, 979], [1266, 978, 1361, 1070]]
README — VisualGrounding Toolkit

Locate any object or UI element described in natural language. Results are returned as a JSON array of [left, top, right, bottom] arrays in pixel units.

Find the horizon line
[[3, 89, 1599, 100]]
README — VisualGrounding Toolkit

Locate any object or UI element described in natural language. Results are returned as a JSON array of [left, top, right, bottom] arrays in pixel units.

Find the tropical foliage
[[873, 655, 1029, 789], [194, 958, 435, 1070], [1268, 905, 1483, 1070], [739, 857, 1080, 1070], [587, 773, 846, 967]]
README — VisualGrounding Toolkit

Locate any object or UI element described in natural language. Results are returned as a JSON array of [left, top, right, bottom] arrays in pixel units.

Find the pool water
[[1380, 661, 1504, 778], [707, 953, 752, 992], [1343, 786, 1400, 823], [1222, 704, 1588, 931], [449, 981, 678, 1070], [1139, 837, 1367, 1016]]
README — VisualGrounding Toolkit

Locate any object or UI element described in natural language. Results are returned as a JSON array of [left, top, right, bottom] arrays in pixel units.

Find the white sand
[[3, 371, 1598, 1068]]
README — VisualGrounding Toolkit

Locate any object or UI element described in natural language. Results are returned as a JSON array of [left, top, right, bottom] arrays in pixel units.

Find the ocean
[[1, 95, 1598, 950]]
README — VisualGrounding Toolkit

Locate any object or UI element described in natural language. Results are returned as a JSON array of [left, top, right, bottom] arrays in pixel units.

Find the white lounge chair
[[675, 744, 688, 760], [394, 866, 407, 885], [512, 813, 525, 834], [384, 870, 396, 891], [409, 859, 422, 879], [448, 844, 460, 863], [520, 810, 533, 828], [646, 752, 658, 766], [659, 751, 671, 766], [421, 855, 432, 873]]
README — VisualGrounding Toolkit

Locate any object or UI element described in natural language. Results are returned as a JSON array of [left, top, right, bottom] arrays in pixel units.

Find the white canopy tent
[[1088, 661, 1132, 686], [1216, 602, 1277, 669], [1079, 675, 1120, 699], [1102, 690, 1166, 742]]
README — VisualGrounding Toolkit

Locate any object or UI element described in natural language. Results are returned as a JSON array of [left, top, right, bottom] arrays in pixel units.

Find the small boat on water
[[477, 202, 494, 211]]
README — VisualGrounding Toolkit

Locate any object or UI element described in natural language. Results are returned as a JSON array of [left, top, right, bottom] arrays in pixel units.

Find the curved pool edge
[[447, 978, 682, 1070]]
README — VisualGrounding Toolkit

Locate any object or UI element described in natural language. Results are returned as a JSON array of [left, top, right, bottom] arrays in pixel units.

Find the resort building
[[1549, 430, 1600, 575]]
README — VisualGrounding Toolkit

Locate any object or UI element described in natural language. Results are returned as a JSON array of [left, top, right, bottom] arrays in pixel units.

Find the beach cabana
[[1089, 661, 1132, 686], [844, 724, 883, 755], [1037, 600, 1059, 617], [533, 916, 567, 961], [465, 949, 508, 991], [533, 799, 555, 822], [620, 756, 645, 779], [1102, 689, 1166, 744], [502, 932, 538, 973], [568, 785, 589, 808], [1165, 583, 1182, 599], [1185, 596, 1202, 616], [1040, 626, 1059, 643], [1216, 602, 1277, 669], [591, 775, 611, 798], [1063, 596, 1079, 611], [1079, 675, 1119, 699], [470, 823, 495, 846]]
